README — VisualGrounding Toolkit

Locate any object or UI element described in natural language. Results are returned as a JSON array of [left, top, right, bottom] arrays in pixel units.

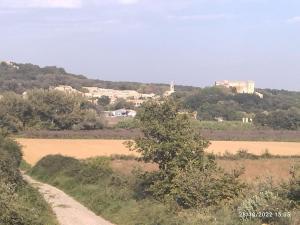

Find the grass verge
[[29, 154, 300, 225]]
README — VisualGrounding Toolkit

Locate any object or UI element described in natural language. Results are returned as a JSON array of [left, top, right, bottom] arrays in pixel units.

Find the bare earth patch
[[16, 138, 300, 165]]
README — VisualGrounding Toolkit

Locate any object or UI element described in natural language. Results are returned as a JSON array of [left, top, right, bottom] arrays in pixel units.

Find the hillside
[[0, 61, 186, 94], [1, 61, 300, 130]]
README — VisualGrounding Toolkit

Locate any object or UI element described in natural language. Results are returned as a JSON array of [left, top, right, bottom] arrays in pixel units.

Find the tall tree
[[127, 99, 245, 208]]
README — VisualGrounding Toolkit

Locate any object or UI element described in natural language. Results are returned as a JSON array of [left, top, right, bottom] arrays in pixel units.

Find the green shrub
[[171, 163, 246, 208], [19, 160, 32, 171], [77, 157, 113, 184], [0, 136, 23, 184], [238, 191, 293, 224], [30, 154, 81, 179], [115, 118, 139, 129], [0, 135, 58, 225], [287, 164, 300, 203]]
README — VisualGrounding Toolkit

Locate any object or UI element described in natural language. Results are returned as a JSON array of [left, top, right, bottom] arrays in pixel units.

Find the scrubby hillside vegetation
[[1, 61, 300, 131], [30, 100, 300, 225], [178, 87, 300, 130], [0, 89, 103, 133], [0, 135, 58, 225], [0, 61, 172, 94]]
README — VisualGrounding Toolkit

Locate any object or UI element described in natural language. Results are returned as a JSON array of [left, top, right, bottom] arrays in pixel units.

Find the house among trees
[[104, 109, 137, 118]]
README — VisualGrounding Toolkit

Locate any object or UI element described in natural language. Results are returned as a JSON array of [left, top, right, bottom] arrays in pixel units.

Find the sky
[[0, 0, 300, 90]]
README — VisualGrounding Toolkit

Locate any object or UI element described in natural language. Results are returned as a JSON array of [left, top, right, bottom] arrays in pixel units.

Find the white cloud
[[0, 0, 82, 8], [117, 0, 140, 5], [168, 13, 230, 21], [287, 16, 300, 23]]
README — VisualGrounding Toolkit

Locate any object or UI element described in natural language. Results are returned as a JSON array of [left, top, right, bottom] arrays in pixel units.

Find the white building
[[104, 109, 137, 117], [83, 87, 155, 104], [215, 80, 263, 98], [215, 80, 255, 94], [164, 81, 176, 97], [1, 61, 20, 70]]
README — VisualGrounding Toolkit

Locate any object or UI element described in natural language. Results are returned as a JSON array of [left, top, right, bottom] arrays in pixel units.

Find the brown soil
[[16, 138, 300, 165]]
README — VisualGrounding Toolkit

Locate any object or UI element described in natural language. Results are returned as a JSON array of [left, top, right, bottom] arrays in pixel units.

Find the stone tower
[[170, 81, 175, 93]]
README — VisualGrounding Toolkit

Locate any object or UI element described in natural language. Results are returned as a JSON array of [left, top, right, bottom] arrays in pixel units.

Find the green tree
[[97, 95, 111, 106], [112, 98, 135, 110], [0, 93, 34, 132], [128, 99, 245, 208]]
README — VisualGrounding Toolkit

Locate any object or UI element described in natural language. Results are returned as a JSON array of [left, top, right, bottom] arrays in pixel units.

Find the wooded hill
[[1, 61, 299, 130], [0, 61, 195, 95]]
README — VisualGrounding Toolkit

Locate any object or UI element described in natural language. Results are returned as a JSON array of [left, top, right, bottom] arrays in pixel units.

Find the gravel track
[[23, 175, 115, 225]]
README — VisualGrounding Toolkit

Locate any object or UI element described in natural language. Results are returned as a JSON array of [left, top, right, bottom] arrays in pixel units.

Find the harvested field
[[110, 159, 300, 183], [207, 141, 300, 156], [16, 139, 135, 165], [16, 139, 300, 165], [218, 158, 300, 183]]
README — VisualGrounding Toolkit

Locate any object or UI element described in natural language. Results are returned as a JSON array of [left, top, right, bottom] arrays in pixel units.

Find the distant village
[[50, 80, 262, 122], [51, 82, 176, 119], [0, 59, 263, 122]]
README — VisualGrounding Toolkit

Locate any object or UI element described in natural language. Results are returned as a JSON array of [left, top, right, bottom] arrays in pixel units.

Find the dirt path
[[23, 175, 115, 225]]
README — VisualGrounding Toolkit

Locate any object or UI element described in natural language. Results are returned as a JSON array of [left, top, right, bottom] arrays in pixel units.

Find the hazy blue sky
[[0, 0, 300, 90]]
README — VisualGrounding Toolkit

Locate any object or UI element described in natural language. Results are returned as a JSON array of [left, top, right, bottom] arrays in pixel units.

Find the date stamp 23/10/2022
[[239, 211, 291, 220]]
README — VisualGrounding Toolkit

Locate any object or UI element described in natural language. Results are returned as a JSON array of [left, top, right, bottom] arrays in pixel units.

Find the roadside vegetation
[[0, 135, 58, 225], [29, 99, 300, 225]]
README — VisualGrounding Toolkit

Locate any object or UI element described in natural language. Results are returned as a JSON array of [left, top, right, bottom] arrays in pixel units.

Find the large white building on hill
[[215, 80, 263, 98], [215, 80, 255, 94]]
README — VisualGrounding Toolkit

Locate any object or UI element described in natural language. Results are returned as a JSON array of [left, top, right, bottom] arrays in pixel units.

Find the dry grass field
[[110, 158, 300, 183], [207, 141, 300, 156], [16, 138, 300, 184], [16, 138, 300, 165], [218, 158, 300, 183]]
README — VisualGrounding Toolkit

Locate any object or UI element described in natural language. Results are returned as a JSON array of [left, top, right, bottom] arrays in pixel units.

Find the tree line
[[0, 89, 103, 133], [179, 87, 300, 130]]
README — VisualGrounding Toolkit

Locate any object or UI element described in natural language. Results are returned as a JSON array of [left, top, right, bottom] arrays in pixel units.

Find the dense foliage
[[0, 135, 57, 225], [0, 89, 103, 133], [127, 99, 245, 208], [29, 100, 300, 224], [254, 109, 300, 130], [30, 155, 300, 225], [180, 87, 300, 129], [1, 61, 300, 130]]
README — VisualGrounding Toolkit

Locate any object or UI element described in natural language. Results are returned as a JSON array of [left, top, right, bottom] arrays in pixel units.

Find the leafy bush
[[31, 155, 82, 178], [0, 135, 23, 184], [238, 191, 293, 224], [0, 135, 57, 225], [114, 118, 139, 129], [287, 165, 300, 203], [172, 163, 246, 208]]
